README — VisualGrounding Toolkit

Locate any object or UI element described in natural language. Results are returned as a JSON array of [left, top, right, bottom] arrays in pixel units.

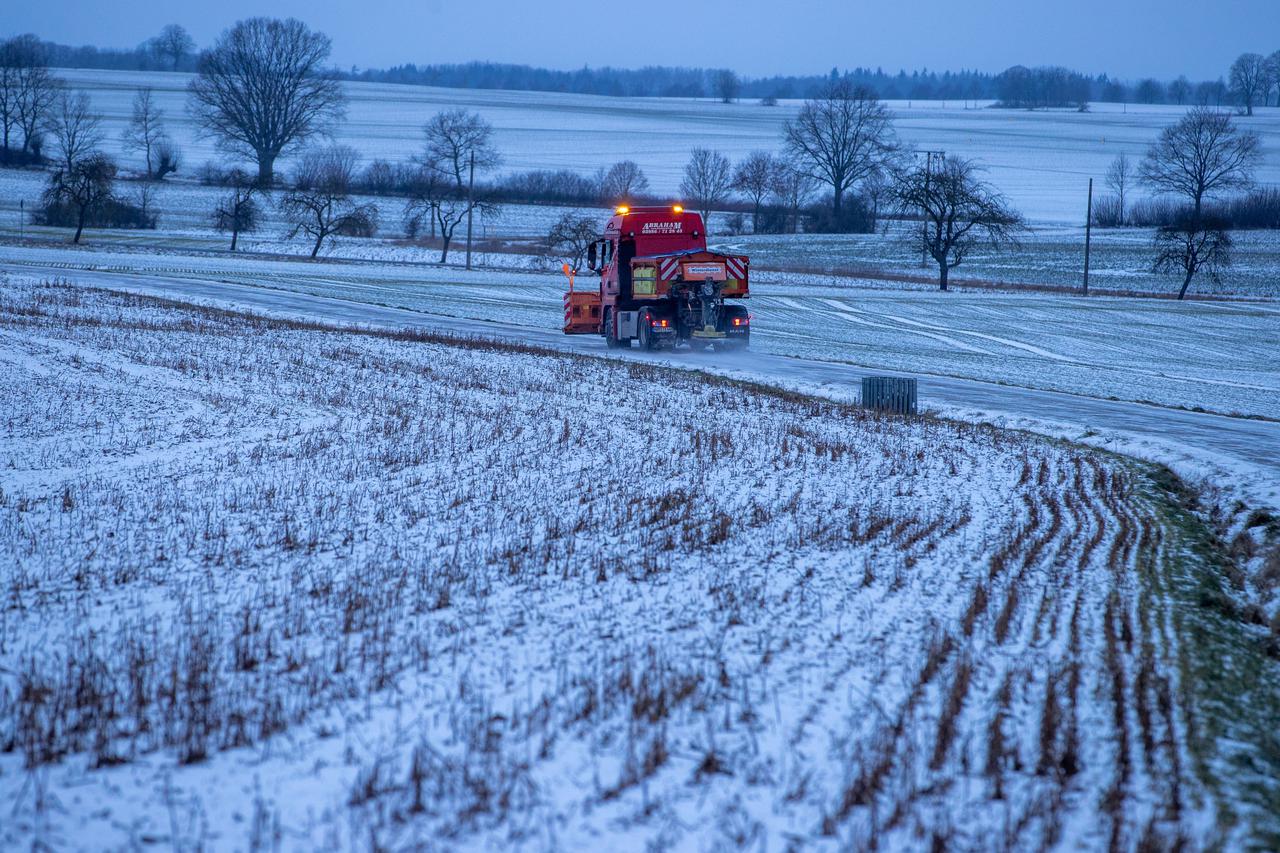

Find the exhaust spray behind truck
[[563, 206, 751, 351]]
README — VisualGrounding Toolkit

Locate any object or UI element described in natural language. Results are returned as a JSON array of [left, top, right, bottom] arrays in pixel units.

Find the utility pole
[[920, 150, 944, 268], [465, 150, 475, 271], [1083, 178, 1093, 295]]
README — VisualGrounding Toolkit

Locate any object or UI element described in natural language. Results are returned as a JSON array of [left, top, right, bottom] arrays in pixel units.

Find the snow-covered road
[[5, 256, 1274, 509]]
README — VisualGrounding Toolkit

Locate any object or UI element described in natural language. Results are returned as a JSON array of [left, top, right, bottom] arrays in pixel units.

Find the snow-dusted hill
[[34, 68, 1280, 226], [3, 279, 1276, 849]]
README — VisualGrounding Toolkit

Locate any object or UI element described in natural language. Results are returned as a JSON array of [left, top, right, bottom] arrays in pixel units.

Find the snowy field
[[0, 167, 571, 243], [3, 279, 1278, 849], [1, 239, 1275, 422], [3, 68, 1280, 299], [4, 162, 1280, 300], [720, 223, 1280, 298], [24, 68, 1280, 225]]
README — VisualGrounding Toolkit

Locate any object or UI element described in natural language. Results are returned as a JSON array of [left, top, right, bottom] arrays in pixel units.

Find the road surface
[[4, 257, 1277, 508]]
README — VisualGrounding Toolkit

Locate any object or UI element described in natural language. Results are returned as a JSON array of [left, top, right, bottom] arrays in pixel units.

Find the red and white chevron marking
[[725, 257, 747, 279], [659, 257, 681, 279]]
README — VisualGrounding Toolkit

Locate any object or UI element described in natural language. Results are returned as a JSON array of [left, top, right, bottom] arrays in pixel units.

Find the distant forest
[[25, 35, 1230, 107], [349, 62, 1003, 101]]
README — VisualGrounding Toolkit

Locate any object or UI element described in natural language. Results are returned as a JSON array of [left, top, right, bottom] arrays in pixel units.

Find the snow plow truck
[[563, 205, 750, 350]]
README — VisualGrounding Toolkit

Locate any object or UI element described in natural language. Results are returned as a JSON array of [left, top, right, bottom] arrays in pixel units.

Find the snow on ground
[[4, 279, 1277, 850], [718, 222, 1280, 298], [4, 160, 1280, 298], [0, 166, 586, 243], [29, 68, 1280, 225], [1, 239, 1274, 422]]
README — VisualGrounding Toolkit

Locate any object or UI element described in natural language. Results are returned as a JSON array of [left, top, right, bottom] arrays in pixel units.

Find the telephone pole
[[465, 150, 475, 271], [1083, 178, 1093, 295], [920, 150, 945, 268]]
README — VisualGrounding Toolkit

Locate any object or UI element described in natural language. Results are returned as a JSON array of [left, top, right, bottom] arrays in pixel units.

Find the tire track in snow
[[818, 298, 996, 356], [827, 299, 1280, 395], [833, 300, 1078, 363]]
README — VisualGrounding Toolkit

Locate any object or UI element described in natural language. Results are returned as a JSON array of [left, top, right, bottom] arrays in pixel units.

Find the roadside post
[[465, 150, 475, 271], [1083, 178, 1093, 295]]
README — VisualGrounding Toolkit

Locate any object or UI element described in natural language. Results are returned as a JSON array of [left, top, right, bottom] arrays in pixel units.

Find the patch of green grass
[[1139, 464, 1280, 850], [1244, 508, 1280, 540]]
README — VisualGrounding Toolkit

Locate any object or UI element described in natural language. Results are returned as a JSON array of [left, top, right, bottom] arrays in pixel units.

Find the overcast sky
[[5, 0, 1273, 80]]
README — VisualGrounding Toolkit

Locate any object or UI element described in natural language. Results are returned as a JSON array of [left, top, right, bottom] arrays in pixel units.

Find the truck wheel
[[604, 308, 624, 349], [638, 310, 655, 351]]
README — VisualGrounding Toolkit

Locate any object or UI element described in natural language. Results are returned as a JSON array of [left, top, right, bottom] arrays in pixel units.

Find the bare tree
[[1135, 79, 1164, 104], [771, 163, 816, 234], [1229, 53, 1267, 116], [153, 138, 181, 180], [598, 160, 649, 201], [280, 146, 378, 258], [401, 167, 498, 264], [128, 181, 159, 227], [2, 35, 59, 157], [121, 88, 170, 178], [1267, 51, 1280, 107], [45, 89, 102, 173], [1168, 76, 1191, 106], [42, 153, 117, 244], [1152, 214, 1232, 300], [1139, 107, 1260, 217], [680, 147, 732, 229], [1106, 153, 1131, 224], [861, 168, 890, 224], [150, 25, 195, 71], [732, 151, 779, 233], [189, 18, 346, 186], [0, 39, 22, 152], [544, 212, 598, 271], [421, 108, 499, 191], [783, 80, 896, 220], [407, 108, 501, 262], [892, 157, 1025, 291], [994, 65, 1088, 110], [213, 170, 261, 251], [1194, 79, 1227, 107], [360, 159, 398, 195], [714, 69, 740, 104]]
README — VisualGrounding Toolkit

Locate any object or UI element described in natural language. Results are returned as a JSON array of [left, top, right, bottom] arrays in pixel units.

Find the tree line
[[4, 19, 1269, 297], [1, 31, 189, 167], [777, 82, 1262, 297], [27, 26, 198, 73], [17, 25, 1280, 111], [1, 34, 182, 240]]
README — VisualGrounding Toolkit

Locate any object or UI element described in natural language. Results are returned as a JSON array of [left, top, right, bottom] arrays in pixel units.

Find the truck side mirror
[[587, 241, 598, 271]]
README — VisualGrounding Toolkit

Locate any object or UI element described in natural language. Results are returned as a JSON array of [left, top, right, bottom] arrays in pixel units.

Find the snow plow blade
[[564, 290, 602, 334]]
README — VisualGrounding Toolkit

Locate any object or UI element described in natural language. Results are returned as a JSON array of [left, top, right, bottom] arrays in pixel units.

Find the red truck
[[563, 205, 750, 351]]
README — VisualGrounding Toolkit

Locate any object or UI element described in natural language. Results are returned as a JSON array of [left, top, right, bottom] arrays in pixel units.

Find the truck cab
[[563, 205, 751, 351]]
